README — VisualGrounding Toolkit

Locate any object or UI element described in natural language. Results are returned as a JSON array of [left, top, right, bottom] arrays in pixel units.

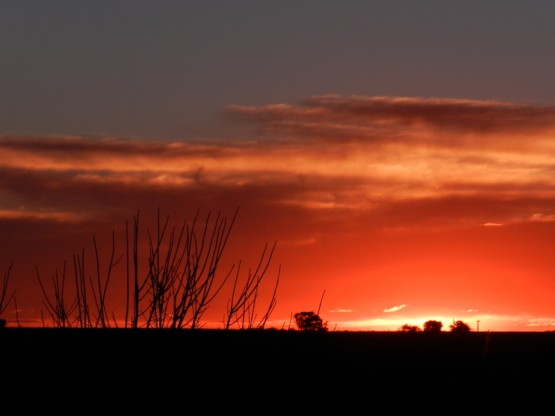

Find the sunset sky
[[2, 1, 555, 331]]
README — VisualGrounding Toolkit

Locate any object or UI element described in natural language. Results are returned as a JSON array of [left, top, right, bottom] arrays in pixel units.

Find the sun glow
[[2, 96, 555, 331]]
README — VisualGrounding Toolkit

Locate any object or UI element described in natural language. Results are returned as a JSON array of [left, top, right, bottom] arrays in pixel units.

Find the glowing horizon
[[2, 95, 555, 332]]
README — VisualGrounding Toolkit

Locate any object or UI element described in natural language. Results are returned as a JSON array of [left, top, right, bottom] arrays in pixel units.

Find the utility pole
[[476, 320, 480, 332]]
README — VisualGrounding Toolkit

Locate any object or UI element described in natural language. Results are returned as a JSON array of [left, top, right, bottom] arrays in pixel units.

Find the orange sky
[[2, 95, 555, 331]]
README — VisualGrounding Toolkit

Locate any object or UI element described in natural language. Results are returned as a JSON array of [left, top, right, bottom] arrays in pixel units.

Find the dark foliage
[[294, 311, 328, 332], [399, 323, 422, 332], [423, 320, 443, 333], [450, 320, 472, 333]]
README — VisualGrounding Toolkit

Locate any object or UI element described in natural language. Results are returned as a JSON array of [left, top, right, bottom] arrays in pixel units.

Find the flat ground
[[2, 329, 554, 414]]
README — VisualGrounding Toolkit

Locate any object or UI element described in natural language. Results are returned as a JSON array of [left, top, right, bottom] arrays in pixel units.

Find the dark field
[[2, 329, 555, 414]]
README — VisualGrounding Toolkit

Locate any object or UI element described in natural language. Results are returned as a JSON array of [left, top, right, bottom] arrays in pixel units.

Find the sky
[[2, 1, 555, 331]]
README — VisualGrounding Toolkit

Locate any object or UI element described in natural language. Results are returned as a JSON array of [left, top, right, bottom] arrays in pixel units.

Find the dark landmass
[[2, 329, 555, 414]]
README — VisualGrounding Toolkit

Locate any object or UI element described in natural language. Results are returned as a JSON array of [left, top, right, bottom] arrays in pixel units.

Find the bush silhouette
[[449, 320, 471, 333], [423, 320, 443, 333], [398, 324, 422, 333], [294, 311, 328, 332]]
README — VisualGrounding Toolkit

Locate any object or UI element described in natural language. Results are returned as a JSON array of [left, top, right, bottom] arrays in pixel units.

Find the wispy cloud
[[2, 97, 555, 236], [228, 95, 555, 142], [384, 304, 407, 313], [2, 95, 555, 234], [330, 308, 353, 313]]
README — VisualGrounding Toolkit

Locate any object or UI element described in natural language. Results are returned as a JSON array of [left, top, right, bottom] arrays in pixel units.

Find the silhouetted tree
[[223, 241, 281, 329], [35, 208, 281, 329], [399, 324, 422, 333], [0, 262, 16, 327], [294, 311, 328, 332], [423, 320, 443, 333], [449, 320, 471, 333]]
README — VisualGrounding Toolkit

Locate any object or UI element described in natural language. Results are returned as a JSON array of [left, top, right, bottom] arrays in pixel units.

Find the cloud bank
[[2, 95, 555, 231]]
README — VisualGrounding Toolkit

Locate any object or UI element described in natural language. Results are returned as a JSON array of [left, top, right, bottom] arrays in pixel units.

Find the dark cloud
[[228, 95, 555, 143]]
